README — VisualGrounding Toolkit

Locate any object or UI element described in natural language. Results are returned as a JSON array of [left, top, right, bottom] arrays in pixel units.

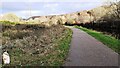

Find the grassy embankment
[[0, 21, 17, 25], [47, 28, 72, 66], [75, 26, 120, 54], [2, 21, 73, 66]]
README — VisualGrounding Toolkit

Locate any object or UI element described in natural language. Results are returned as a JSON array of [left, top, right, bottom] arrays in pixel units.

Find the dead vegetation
[[2, 24, 72, 66]]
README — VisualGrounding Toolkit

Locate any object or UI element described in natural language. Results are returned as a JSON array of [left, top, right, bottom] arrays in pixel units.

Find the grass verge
[[75, 26, 120, 54], [54, 28, 72, 65], [42, 28, 73, 66]]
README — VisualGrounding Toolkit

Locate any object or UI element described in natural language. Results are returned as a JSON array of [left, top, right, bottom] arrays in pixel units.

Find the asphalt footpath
[[64, 27, 118, 66]]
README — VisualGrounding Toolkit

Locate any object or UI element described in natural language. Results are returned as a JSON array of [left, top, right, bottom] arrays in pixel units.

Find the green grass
[[43, 28, 73, 66], [0, 64, 2, 68], [55, 28, 72, 65], [0, 21, 17, 25], [75, 26, 120, 54]]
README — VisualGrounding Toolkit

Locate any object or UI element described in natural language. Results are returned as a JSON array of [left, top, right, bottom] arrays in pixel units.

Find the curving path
[[64, 27, 119, 66]]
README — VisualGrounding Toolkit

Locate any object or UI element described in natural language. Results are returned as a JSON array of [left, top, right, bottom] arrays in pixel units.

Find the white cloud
[[0, 2, 2, 11], [20, 10, 41, 14], [44, 3, 58, 8], [0, 14, 3, 20], [1, 0, 120, 3], [43, 3, 59, 14], [13, 10, 43, 18], [0, 14, 3, 17], [0, 0, 109, 2], [103, 0, 120, 2]]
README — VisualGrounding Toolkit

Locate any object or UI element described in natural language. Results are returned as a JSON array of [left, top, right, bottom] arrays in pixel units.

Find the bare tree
[[108, 0, 120, 19]]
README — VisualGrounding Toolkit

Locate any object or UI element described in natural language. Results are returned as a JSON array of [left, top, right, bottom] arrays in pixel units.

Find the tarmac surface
[[64, 27, 118, 66]]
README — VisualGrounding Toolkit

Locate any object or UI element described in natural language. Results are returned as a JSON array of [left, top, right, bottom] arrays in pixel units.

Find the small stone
[[2, 51, 10, 64]]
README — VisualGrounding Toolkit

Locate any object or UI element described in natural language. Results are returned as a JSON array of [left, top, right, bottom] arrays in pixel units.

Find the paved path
[[64, 27, 118, 66]]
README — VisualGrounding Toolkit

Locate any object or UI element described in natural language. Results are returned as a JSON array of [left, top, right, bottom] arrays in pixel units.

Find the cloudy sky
[[0, 0, 118, 18]]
